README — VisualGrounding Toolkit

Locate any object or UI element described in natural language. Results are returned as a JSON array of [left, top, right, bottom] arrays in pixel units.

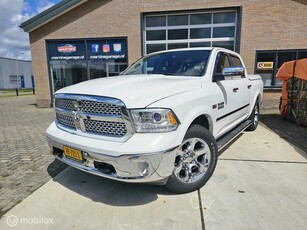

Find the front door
[[212, 52, 250, 137]]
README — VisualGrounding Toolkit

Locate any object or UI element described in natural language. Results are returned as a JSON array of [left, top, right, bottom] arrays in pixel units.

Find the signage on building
[[257, 62, 273, 69], [48, 41, 86, 60], [57, 44, 77, 54], [87, 39, 127, 60], [47, 38, 127, 61]]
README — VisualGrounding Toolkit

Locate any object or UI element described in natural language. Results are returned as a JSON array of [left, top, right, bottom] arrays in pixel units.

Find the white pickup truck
[[47, 47, 263, 193]]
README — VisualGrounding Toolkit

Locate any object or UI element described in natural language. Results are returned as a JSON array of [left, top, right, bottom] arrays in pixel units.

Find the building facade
[[0, 57, 34, 90], [21, 0, 307, 107]]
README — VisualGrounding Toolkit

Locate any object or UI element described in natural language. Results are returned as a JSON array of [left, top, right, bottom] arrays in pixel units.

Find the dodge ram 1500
[[47, 47, 263, 193]]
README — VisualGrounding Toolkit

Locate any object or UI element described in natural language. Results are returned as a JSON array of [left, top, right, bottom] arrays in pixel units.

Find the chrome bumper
[[47, 138, 178, 184]]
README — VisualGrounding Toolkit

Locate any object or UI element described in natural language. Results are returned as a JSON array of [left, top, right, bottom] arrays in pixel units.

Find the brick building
[[21, 0, 307, 107]]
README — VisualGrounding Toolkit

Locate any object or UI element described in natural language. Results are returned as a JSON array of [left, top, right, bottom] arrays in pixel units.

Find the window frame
[[213, 52, 231, 81], [213, 52, 244, 81]]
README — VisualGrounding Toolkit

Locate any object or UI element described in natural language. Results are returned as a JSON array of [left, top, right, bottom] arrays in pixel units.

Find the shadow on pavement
[[47, 159, 68, 178], [218, 133, 244, 157], [260, 114, 307, 154], [48, 164, 176, 206]]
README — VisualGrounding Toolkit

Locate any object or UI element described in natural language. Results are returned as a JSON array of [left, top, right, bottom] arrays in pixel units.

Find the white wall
[[0, 58, 33, 89]]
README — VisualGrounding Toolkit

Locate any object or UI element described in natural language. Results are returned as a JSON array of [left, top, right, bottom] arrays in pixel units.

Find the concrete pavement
[[0, 125, 306, 230], [201, 126, 307, 229]]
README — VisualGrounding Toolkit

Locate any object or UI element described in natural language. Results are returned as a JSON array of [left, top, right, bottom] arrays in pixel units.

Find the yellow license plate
[[63, 146, 83, 161]]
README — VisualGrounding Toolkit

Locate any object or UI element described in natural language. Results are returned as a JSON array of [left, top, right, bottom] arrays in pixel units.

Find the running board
[[217, 120, 252, 152]]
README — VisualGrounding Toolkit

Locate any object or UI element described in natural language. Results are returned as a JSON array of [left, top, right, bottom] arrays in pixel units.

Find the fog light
[[138, 162, 149, 176]]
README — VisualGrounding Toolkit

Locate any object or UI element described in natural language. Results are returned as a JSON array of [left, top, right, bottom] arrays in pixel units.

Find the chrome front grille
[[81, 100, 121, 115], [56, 113, 75, 128], [55, 98, 74, 110], [84, 120, 127, 136], [54, 94, 132, 140], [55, 98, 122, 115]]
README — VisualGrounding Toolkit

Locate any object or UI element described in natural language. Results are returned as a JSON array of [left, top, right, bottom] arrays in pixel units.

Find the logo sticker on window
[[91, 44, 99, 53], [113, 44, 122, 52], [57, 44, 76, 55], [103, 44, 110, 53]]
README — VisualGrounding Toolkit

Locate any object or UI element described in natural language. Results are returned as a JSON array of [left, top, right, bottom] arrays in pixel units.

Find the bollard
[[16, 88, 19, 96]]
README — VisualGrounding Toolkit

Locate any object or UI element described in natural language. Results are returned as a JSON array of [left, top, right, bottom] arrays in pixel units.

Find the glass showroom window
[[48, 38, 128, 94], [255, 49, 307, 88], [50, 60, 88, 93], [144, 10, 237, 54]]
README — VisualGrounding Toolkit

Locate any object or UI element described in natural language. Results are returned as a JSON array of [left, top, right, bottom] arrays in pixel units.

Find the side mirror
[[222, 67, 245, 77]]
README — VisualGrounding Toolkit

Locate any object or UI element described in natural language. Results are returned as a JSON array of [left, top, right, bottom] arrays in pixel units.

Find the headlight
[[130, 109, 179, 133]]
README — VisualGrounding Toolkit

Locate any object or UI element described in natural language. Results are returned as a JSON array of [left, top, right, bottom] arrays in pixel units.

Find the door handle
[[233, 87, 239, 92], [248, 85, 252, 89]]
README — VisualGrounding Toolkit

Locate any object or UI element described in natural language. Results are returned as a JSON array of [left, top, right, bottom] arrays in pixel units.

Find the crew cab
[[46, 47, 263, 193]]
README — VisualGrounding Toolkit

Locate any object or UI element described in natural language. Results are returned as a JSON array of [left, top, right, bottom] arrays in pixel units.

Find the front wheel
[[165, 125, 218, 194]]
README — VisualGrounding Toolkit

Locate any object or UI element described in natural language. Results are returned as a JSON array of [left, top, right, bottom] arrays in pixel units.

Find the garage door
[[144, 9, 239, 54]]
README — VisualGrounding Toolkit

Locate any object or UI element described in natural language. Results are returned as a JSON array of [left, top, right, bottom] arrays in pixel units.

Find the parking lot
[[0, 95, 306, 229]]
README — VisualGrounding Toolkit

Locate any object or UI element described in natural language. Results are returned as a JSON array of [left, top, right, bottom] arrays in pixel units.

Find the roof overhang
[[20, 0, 306, 33], [20, 0, 88, 33]]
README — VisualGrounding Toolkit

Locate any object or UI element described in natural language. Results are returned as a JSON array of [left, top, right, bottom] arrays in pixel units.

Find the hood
[[55, 75, 202, 108]]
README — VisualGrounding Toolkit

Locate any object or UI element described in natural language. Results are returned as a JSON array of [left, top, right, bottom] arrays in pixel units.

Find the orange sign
[[257, 62, 273, 69]]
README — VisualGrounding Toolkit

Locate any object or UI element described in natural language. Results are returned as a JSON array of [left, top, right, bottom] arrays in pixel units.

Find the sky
[[0, 0, 61, 60]]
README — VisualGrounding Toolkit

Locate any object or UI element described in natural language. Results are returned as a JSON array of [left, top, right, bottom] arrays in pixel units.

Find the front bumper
[[47, 122, 179, 184]]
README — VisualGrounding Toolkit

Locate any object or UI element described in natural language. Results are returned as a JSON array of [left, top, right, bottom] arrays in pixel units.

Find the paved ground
[[0, 109, 306, 229], [0, 96, 67, 217]]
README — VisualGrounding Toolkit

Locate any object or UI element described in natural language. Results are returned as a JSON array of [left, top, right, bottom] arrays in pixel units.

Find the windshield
[[122, 50, 211, 77]]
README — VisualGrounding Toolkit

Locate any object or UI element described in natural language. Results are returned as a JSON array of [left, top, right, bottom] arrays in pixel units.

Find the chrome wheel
[[174, 138, 211, 183], [253, 104, 259, 126], [246, 101, 260, 131], [166, 125, 218, 193]]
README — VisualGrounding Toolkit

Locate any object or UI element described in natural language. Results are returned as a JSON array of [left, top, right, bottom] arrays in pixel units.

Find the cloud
[[0, 0, 58, 60], [37, 0, 56, 13]]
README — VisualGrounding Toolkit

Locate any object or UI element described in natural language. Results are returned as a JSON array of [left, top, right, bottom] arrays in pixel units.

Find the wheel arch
[[248, 92, 262, 117], [175, 110, 214, 146], [189, 114, 213, 133]]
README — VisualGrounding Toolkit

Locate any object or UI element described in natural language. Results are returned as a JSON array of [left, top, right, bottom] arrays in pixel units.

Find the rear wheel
[[165, 125, 218, 194], [246, 101, 259, 131]]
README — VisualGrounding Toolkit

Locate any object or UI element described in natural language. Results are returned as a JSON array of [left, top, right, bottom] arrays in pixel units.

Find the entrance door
[[50, 60, 88, 93]]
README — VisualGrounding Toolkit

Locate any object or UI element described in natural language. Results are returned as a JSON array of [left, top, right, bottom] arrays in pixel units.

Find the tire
[[246, 101, 260, 131], [165, 125, 218, 194]]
